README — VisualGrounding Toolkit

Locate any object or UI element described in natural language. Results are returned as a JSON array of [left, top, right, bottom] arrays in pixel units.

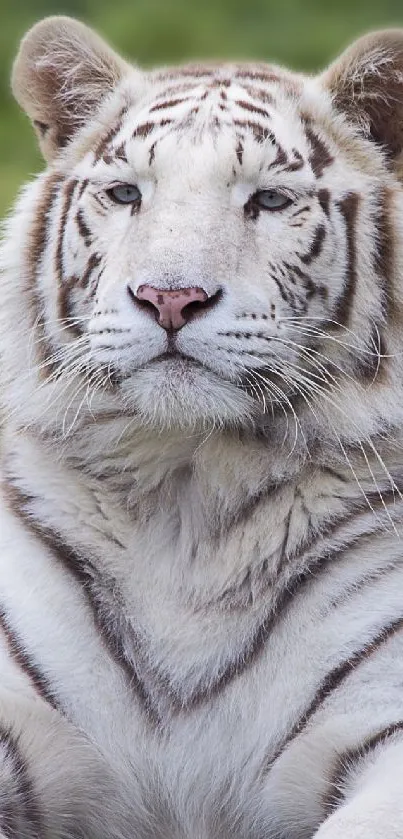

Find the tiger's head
[[3, 17, 403, 452]]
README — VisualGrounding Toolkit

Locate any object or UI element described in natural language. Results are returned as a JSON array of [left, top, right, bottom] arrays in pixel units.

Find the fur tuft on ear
[[12, 16, 131, 160], [320, 30, 403, 159]]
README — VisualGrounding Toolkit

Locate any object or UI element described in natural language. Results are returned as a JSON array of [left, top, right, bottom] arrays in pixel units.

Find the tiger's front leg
[[0, 690, 130, 839], [313, 734, 403, 839]]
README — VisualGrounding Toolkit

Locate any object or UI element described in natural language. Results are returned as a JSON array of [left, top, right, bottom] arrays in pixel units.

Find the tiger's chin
[[118, 357, 257, 431]]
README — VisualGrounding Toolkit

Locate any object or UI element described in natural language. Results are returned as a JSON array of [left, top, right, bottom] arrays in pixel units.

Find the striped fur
[[3, 15, 403, 839]]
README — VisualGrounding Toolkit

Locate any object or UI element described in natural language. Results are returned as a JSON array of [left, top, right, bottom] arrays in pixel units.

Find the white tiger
[[2, 14, 403, 838]]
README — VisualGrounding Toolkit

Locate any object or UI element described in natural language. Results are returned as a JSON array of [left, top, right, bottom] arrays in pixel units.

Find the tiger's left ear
[[320, 30, 403, 159], [12, 16, 136, 161]]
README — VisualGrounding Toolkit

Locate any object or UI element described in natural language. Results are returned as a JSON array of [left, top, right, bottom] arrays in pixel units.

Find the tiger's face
[[6, 19, 403, 437]]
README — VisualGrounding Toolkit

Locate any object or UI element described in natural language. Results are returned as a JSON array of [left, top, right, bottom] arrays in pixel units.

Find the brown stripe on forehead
[[156, 82, 205, 99], [133, 118, 173, 139], [235, 69, 283, 83], [240, 85, 275, 105], [149, 97, 190, 112], [333, 192, 360, 325], [281, 149, 305, 172], [133, 121, 155, 139], [234, 118, 275, 144], [268, 144, 288, 169], [114, 143, 128, 163], [157, 66, 218, 80], [93, 106, 128, 163], [303, 118, 334, 178], [235, 99, 270, 119]]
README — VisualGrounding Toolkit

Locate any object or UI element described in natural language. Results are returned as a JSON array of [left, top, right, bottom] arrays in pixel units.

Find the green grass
[[2, 0, 403, 215]]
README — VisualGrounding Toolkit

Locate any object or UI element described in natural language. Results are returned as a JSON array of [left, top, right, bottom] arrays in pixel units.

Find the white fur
[[3, 17, 403, 839]]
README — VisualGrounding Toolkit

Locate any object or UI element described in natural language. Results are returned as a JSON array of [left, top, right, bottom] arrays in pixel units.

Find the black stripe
[[114, 143, 128, 163], [303, 120, 334, 177], [133, 119, 173, 140], [3, 479, 161, 726], [333, 193, 360, 325], [235, 99, 270, 118], [5, 476, 401, 721], [235, 69, 283, 83], [267, 144, 288, 169], [27, 173, 64, 377], [0, 609, 58, 710], [300, 225, 326, 265], [76, 209, 92, 247], [318, 188, 330, 217], [77, 178, 89, 199], [0, 725, 43, 839], [80, 252, 103, 297], [233, 118, 275, 144], [149, 97, 189, 112], [373, 187, 393, 322], [324, 720, 403, 815], [239, 85, 274, 105], [266, 617, 403, 774], [183, 490, 403, 711], [55, 179, 79, 333], [55, 179, 78, 285], [93, 107, 127, 163], [236, 138, 244, 165]]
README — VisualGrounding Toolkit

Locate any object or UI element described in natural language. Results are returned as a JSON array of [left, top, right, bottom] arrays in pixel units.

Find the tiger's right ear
[[12, 16, 134, 161]]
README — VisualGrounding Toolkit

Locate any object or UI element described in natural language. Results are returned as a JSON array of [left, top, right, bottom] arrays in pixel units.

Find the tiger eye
[[107, 184, 142, 205], [252, 190, 292, 211]]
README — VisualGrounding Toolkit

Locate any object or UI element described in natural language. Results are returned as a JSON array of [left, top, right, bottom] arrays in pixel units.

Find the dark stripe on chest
[[4, 475, 400, 726], [0, 725, 43, 839], [324, 720, 403, 816], [265, 616, 403, 775], [3, 478, 161, 726], [0, 609, 58, 710]]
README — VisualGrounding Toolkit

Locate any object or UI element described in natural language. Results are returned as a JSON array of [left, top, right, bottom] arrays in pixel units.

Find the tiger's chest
[[2, 465, 403, 839]]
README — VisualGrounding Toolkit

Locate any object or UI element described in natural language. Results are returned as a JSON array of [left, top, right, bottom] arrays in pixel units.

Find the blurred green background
[[2, 0, 403, 215]]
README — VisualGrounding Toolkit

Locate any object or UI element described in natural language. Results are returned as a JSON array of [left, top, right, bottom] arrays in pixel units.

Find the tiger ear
[[320, 30, 403, 159], [12, 16, 132, 161]]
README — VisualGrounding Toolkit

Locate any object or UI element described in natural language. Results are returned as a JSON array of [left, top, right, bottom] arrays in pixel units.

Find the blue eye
[[253, 190, 292, 211], [107, 184, 142, 205]]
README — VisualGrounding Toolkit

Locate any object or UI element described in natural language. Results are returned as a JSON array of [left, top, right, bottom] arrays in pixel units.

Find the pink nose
[[132, 285, 215, 331]]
